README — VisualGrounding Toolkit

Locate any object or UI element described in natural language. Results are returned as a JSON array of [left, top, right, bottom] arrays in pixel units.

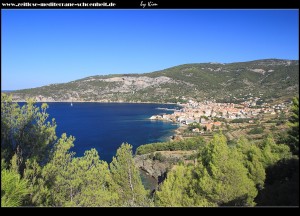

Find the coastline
[[170, 124, 187, 141], [15, 98, 185, 143], [13, 100, 179, 105]]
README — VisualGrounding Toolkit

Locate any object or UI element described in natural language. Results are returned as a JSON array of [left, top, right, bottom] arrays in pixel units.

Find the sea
[[41, 102, 180, 162], [17, 102, 180, 190]]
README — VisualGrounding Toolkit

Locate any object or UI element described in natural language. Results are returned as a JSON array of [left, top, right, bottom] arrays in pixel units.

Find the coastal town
[[150, 99, 291, 133]]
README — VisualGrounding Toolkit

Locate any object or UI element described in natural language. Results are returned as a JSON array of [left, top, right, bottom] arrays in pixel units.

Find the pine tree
[[236, 137, 266, 189], [287, 97, 299, 155], [33, 133, 74, 206], [24, 135, 120, 207], [1, 159, 29, 207], [110, 143, 149, 206], [23, 159, 50, 206], [261, 135, 291, 167], [192, 133, 257, 206], [70, 149, 119, 207], [155, 165, 213, 206], [156, 133, 258, 206], [1, 94, 57, 173]]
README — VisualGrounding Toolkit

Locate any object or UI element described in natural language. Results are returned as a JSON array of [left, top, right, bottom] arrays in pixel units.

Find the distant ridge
[[1, 90, 15, 93], [9, 59, 299, 103]]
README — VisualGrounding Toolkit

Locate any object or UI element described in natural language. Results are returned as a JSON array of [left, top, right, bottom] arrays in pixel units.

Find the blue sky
[[2, 9, 299, 90]]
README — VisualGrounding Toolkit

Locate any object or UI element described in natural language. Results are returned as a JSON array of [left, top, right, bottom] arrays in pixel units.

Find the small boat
[[71, 102, 73, 106]]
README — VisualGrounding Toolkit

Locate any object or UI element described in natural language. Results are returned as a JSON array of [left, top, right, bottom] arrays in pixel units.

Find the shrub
[[154, 152, 166, 162]]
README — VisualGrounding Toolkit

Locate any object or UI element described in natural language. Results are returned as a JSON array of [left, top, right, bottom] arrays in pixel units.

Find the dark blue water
[[43, 103, 179, 162]]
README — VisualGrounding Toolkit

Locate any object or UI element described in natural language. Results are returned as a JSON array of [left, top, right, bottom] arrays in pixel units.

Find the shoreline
[[171, 124, 188, 140], [15, 97, 185, 142], [13, 100, 179, 105]]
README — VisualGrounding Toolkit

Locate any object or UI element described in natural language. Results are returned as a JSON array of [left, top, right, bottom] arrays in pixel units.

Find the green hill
[[11, 59, 299, 103]]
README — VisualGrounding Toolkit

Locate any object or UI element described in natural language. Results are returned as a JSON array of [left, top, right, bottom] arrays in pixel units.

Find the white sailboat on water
[[71, 100, 73, 106]]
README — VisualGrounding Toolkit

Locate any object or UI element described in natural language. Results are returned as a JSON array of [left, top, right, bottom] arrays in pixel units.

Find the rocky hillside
[[135, 150, 196, 181], [11, 59, 299, 103]]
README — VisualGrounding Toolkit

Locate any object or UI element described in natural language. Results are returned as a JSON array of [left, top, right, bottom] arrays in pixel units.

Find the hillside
[[11, 59, 299, 103]]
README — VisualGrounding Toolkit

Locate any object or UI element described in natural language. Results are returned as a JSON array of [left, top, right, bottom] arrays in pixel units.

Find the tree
[[25, 134, 120, 207], [155, 133, 258, 206], [287, 97, 299, 155], [155, 165, 213, 207], [1, 159, 29, 207], [110, 143, 149, 206], [153, 152, 166, 162], [70, 149, 119, 207], [1, 94, 57, 173], [23, 159, 50, 206], [261, 135, 291, 168], [38, 133, 76, 206], [2, 95, 154, 207], [236, 137, 266, 189], [193, 133, 258, 206]]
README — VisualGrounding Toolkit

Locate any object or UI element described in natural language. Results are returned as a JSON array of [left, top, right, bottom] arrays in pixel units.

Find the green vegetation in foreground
[[1, 94, 299, 207], [136, 137, 206, 155]]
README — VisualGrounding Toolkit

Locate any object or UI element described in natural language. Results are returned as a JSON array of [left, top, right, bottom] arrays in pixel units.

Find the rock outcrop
[[135, 154, 170, 181], [134, 150, 196, 182]]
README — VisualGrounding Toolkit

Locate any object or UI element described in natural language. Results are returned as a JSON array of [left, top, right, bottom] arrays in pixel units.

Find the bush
[[136, 137, 206, 155], [231, 118, 253, 123], [188, 123, 202, 131], [248, 127, 264, 134], [154, 152, 166, 162], [149, 152, 154, 159]]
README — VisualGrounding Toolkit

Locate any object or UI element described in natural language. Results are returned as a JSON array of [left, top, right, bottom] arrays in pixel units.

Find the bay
[[42, 102, 179, 162]]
